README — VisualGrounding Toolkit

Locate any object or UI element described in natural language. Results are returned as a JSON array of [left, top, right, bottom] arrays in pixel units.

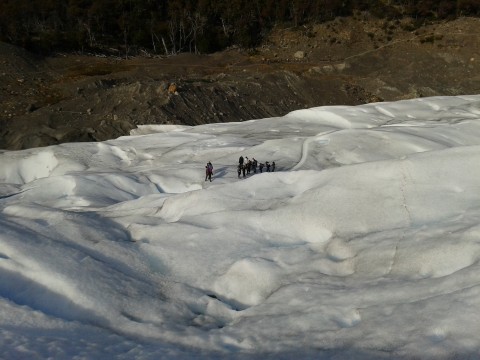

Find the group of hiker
[[204, 156, 276, 181], [237, 155, 275, 178]]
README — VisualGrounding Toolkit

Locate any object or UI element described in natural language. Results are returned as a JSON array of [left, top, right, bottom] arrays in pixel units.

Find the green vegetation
[[1, 0, 479, 55]]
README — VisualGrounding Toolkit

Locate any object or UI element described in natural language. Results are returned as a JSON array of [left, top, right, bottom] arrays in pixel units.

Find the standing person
[[252, 158, 257, 173], [259, 163, 264, 173], [205, 161, 213, 182], [266, 161, 270, 172], [239, 156, 244, 167], [271, 161, 275, 172]]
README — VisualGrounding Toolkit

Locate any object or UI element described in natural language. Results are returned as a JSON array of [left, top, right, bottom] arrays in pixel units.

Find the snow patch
[[214, 257, 283, 309], [0, 150, 58, 184]]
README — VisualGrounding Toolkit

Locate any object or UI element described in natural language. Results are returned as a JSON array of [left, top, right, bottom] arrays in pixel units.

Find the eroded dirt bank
[[1, 17, 479, 150]]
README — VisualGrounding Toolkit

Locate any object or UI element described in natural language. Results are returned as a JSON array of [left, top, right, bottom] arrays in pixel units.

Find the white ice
[[1, 95, 480, 359]]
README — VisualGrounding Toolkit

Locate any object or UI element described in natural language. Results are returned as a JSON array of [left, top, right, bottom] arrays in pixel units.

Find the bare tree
[[188, 11, 207, 53]]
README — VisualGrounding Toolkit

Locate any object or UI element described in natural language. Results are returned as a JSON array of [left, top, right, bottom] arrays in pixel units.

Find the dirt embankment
[[1, 16, 479, 150]]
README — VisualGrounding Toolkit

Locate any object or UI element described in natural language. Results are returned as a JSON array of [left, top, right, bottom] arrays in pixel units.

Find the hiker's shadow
[[214, 166, 230, 179]]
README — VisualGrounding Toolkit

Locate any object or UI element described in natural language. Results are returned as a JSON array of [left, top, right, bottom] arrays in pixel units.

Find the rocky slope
[[1, 16, 479, 150]]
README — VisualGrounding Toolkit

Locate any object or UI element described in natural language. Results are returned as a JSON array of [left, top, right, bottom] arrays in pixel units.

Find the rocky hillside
[[1, 16, 479, 150]]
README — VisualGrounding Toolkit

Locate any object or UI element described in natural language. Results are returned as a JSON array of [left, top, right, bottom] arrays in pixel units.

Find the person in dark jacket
[[205, 161, 213, 181], [252, 158, 257, 173]]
